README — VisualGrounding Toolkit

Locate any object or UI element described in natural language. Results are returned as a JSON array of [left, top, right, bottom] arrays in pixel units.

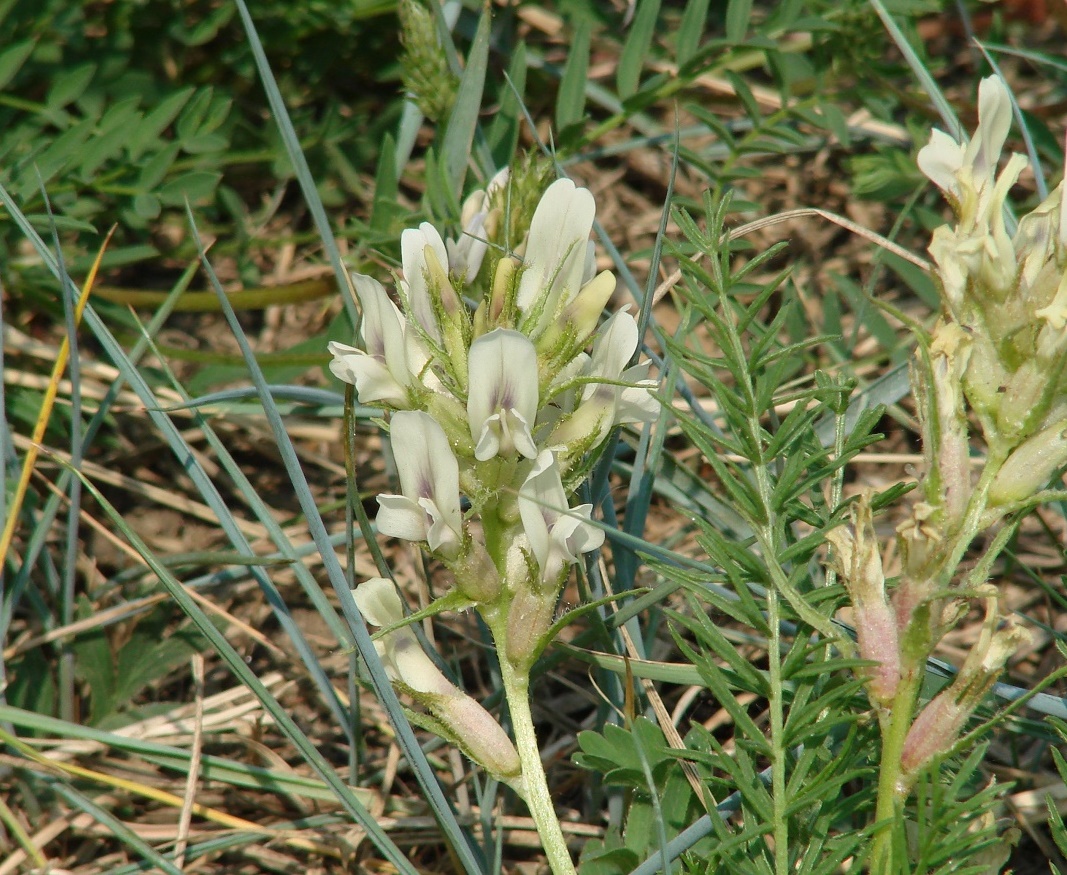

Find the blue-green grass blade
[[0, 181, 368, 780], [395, 100, 425, 177], [48, 780, 185, 875], [40, 180, 84, 724], [0, 705, 379, 805], [189, 207, 486, 873], [488, 44, 527, 167], [868, 0, 961, 140], [231, 0, 357, 331], [1, 264, 195, 636], [131, 318, 356, 656]]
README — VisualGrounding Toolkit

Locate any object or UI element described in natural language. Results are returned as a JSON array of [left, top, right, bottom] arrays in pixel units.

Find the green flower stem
[[497, 649, 577, 875], [870, 671, 922, 873], [870, 454, 1006, 872]]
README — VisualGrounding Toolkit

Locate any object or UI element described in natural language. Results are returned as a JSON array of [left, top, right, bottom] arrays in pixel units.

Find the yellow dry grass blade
[[0, 231, 111, 565], [0, 727, 332, 856]]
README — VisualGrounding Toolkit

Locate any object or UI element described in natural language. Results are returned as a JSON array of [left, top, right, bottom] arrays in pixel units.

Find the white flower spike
[[467, 329, 540, 461], [518, 450, 604, 585], [376, 410, 464, 557]]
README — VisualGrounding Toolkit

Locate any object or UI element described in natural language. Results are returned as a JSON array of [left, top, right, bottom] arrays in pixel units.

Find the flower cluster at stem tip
[[829, 75, 1051, 792], [329, 171, 659, 785], [918, 75, 1067, 507]]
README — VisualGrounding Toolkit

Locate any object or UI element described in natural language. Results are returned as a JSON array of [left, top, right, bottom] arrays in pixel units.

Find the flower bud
[[826, 495, 900, 705], [506, 587, 556, 668], [353, 578, 522, 787], [450, 536, 501, 604], [924, 323, 973, 529], [988, 419, 1067, 506], [900, 615, 1030, 778]]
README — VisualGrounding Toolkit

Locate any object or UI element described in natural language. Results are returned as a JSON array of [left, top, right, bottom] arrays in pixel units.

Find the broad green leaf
[[175, 86, 214, 142], [0, 39, 34, 90], [137, 142, 181, 190], [127, 86, 196, 160], [27, 117, 94, 185], [159, 170, 222, 206], [556, 17, 591, 132], [47, 63, 96, 109], [617, 0, 660, 100], [80, 121, 141, 177]]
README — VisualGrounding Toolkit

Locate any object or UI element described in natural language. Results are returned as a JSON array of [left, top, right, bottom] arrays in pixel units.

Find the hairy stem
[[498, 651, 576, 875]]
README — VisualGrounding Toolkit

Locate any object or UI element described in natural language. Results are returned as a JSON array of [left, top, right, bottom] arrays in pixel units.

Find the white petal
[[579, 310, 640, 405], [518, 451, 603, 583], [327, 341, 408, 406], [353, 577, 404, 627], [393, 412, 461, 514], [917, 129, 964, 195], [376, 494, 430, 541], [550, 503, 604, 562], [968, 75, 1013, 182], [516, 179, 597, 311], [467, 329, 539, 460], [616, 363, 660, 424], [518, 451, 564, 571], [389, 631, 454, 695], [419, 496, 463, 555], [401, 223, 450, 343]]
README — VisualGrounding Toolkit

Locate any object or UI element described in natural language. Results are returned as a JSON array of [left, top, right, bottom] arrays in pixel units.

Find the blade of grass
[[0, 231, 101, 573]]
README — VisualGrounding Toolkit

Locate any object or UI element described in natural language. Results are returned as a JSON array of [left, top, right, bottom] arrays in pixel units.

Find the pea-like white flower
[[549, 310, 659, 449], [376, 410, 464, 557], [354, 577, 455, 696], [516, 179, 595, 311], [516, 178, 617, 343], [919, 77, 1031, 310], [518, 450, 604, 585], [401, 222, 453, 344], [447, 168, 509, 283], [328, 274, 427, 407], [466, 329, 539, 461], [918, 76, 1015, 208], [353, 578, 523, 786]]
